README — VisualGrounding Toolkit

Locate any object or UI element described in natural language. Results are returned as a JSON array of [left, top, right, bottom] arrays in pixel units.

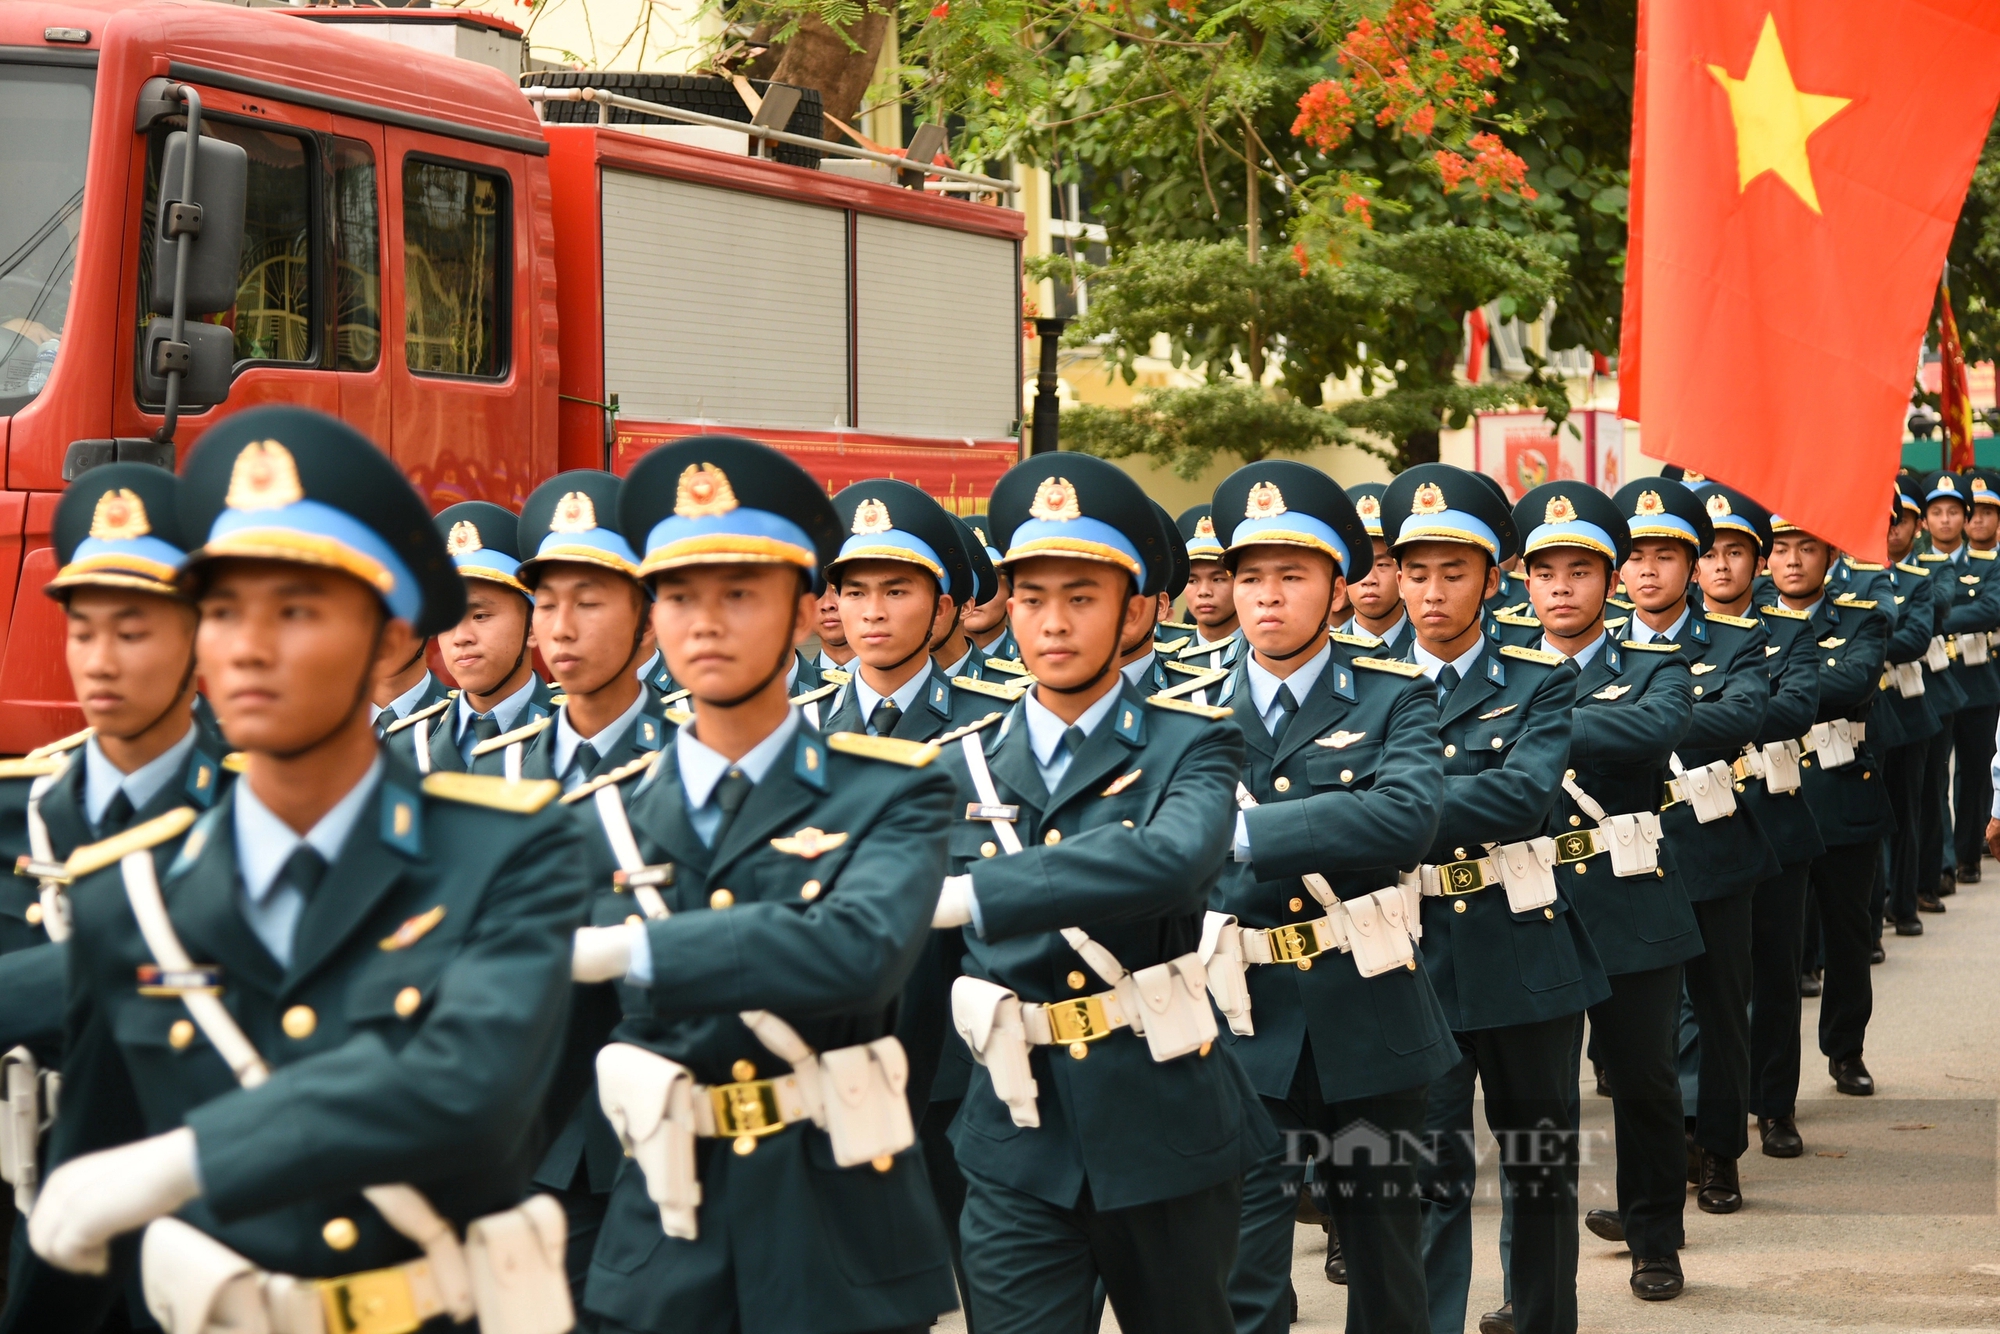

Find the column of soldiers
[[0, 403, 1983, 1334]]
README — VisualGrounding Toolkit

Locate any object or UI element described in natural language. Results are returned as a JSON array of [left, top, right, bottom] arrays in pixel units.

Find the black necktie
[[870, 701, 903, 737], [711, 767, 753, 845], [1437, 664, 1461, 706], [373, 710, 392, 740], [573, 741, 602, 782], [1061, 725, 1087, 763], [472, 714, 503, 746], [97, 789, 134, 837], [1271, 683, 1300, 743], [279, 844, 329, 904]]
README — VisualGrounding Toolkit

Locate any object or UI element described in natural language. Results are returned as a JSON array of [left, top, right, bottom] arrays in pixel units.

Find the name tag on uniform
[[613, 864, 676, 890], [137, 965, 221, 996], [966, 803, 1019, 822]]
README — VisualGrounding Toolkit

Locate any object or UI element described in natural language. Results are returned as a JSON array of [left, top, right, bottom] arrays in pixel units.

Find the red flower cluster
[[1434, 132, 1534, 199], [1292, 79, 1357, 153], [1292, 1, 1507, 152]]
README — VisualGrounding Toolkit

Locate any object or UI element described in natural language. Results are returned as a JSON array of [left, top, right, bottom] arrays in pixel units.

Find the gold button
[[1656, 868, 1665, 878], [981, 841, 998, 858], [169, 1019, 194, 1050], [1693, 686, 1704, 697], [393, 987, 421, 1018], [1453, 900, 1467, 914], [1827, 657, 1837, 666], [23, 903, 41, 926], [322, 1218, 358, 1251], [1569, 815, 1582, 827], [1565, 768, 1575, 780], [733, 1135, 757, 1156], [1734, 783, 1745, 792], [732, 1059, 757, 1082], [1491, 737, 1503, 748], [1288, 897, 1304, 912], [1340, 769, 1354, 783], [710, 889, 734, 909], [800, 880, 822, 900], [282, 1006, 316, 1040], [1575, 864, 1587, 876], [1044, 829, 1062, 846], [1069, 1041, 1089, 1060], [872, 1154, 894, 1173], [1274, 776, 1291, 792], [1802, 758, 1812, 769], [625, 914, 642, 926], [1444, 745, 1457, 758], [1067, 971, 1087, 991], [1121, 820, 1134, 828], [1199, 1041, 1213, 1057], [1544, 907, 1555, 919], [1454, 848, 1468, 860], [1861, 771, 1871, 780], [1297, 957, 1313, 971], [1407, 959, 1417, 971]]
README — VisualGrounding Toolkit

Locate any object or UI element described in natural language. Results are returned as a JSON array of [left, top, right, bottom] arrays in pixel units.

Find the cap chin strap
[[1265, 584, 1340, 662], [1042, 596, 1145, 696], [107, 654, 202, 751]]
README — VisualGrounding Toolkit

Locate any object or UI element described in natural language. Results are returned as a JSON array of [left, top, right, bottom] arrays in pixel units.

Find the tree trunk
[[1403, 428, 1441, 467], [1244, 125, 1264, 383], [770, 6, 893, 129]]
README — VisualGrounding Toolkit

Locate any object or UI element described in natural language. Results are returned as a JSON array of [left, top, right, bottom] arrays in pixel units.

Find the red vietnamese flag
[[1619, 0, 2000, 562], [1938, 278, 1976, 471]]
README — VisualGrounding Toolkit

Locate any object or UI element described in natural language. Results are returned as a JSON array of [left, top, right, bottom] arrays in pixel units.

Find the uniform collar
[[855, 661, 932, 722], [939, 646, 975, 679], [372, 671, 435, 723], [1023, 682, 1122, 768], [554, 685, 650, 777], [1411, 635, 1483, 681], [675, 706, 800, 810], [234, 756, 382, 906], [1120, 650, 1158, 688], [1627, 604, 1690, 643], [83, 722, 197, 828], [456, 671, 539, 740], [1545, 629, 1609, 670], [1245, 640, 1331, 718]]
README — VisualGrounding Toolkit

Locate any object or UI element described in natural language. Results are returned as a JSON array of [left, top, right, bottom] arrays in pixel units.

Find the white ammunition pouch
[[1417, 837, 1558, 914], [1233, 783, 1416, 979], [949, 977, 1040, 1127], [1754, 739, 1803, 795], [1959, 631, 1991, 666], [117, 845, 570, 1334], [1927, 635, 1953, 672], [1562, 776, 1661, 878], [1667, 755, 1738, 824], [1804, 719, 1863, 770], [0, 1046, 54, 1213], [1198, 912, 1253, 1036], [1891, 659, 1927, 698]]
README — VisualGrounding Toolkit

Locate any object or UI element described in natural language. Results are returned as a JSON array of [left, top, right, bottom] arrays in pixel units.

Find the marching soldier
[[33, 406, 586, 1330], [1504, 480, 1700, 1305], [1378, 466, 1605, 1334], [1873, 482, 1951, 939], [927, 453, 1263, 1333], [813, 581, 856, 678], [1133, 502, 1192, 685], [370, 634, 452, 737], [562, 435, 959, 1334], [1339, 482, 1413, 652], [505, 472, 668, 786], [1211, 461, 1456, 1334], [417, 500, 558, 775], [962, 513, 1018, 665], [1176, 504, 1242, 672], [1950, 470, 2000, 890], [934, 514, 1000, 682]]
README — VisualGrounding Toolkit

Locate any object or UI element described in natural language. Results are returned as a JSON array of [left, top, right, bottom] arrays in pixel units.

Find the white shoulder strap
[[504, 739, 524, 783], [960, 735, 1023, 855], [592, 784, 670, 920], [1562, 774, 1610, 824], [26, 762, 70, 943], [411, 713, 433, 776]]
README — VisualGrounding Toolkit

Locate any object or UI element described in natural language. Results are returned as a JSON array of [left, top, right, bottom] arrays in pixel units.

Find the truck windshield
[[0, 64, 92, 413]]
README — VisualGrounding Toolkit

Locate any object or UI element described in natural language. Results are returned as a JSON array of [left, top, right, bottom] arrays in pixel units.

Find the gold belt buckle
[[1661, 779, 1683, 809], [318, 1266, 422, 1334], [1044, 994, 1114, 1044], [1553, 830, 1600, 863], [1265, 922, 1326, 961], [708, 1078, 786, 1139], [1731, 756, 1756, 781], [1439, 860, 1488, 894]]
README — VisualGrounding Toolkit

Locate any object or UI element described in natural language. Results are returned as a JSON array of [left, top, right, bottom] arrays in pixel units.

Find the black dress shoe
[[1585, 1208, 1626, 1243], [1872, 943, 1888, 963], [1287, 1281, 1298, 1323], [1631, 1253, 1685, 1300], [1697, 1150, 1743, 1213], [1477, 1301, 1515, 1334], [1942, 870, 1960, 896], [1323, 1223, 1346, 1285], [1759, 1114, 1803, 1157], [1917, 892, 1946, 914], [1831, 1054, 1875, 1096], [1894, 917, 1923, 937], [1593, 1061, 1613, 1098], [1799, 970, 1823, 996]]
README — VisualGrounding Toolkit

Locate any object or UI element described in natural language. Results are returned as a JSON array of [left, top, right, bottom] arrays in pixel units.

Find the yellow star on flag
[[1708, 14, 1852, 214]]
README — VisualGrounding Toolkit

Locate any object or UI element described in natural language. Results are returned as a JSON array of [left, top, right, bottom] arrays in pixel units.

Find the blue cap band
[[1392, 509, 1500, 557], [206, 499, 421, 623], [1003, 516, 1147, 585], [1627, 514, 1700, 545], [640, 508, 818, 577], [1229, 512, 1351, 571], [832, 529, 945, 579], [1523, 519, 1619, 561]]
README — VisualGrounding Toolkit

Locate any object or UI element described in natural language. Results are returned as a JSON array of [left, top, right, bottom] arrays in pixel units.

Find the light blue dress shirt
[[1626, 604, 1690, 643], [83, 724, 196, 829], [852, 666, 930, 733], [1411, 635, 1484, 683], [1120, 651, 1157, 689], [1233, 641, 1334, 860], [1021, 684, 1121, 794], [552, 687, 651, 791], [453, 672, 539, 762], [233, 758, 381, 968], [369, 672, 436, 726], [1544, 629, 1609, 670], [635, 650, 663, 682]]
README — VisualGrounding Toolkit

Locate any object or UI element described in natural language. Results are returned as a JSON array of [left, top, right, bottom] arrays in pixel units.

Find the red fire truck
[[0, 0, 1026, 749]]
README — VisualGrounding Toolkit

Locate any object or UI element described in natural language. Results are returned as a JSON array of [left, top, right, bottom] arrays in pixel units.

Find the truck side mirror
[[139, 319, 233, 409], [149, 130, 247, 318]]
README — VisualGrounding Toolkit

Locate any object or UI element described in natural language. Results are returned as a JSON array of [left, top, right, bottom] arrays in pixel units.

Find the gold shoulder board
[[1494, 612, 1542, 628], [1919, 552, 1949, 562], [790, 682, 841, 705], [1608, 596, 1634, 610], [821, 668, 853, 686], [0, 756, 65, 780], [981, 658, 1031, 678], [1973, 548, 1997, 561], [1163, 660, 1227, 679], [221, 752, 248, 773], [825, 733, 941, 767], [1330, 630, 1382, 649], [1705, 611, 1759, 629], [954, 675, 1028, 701], [1831, 595, 1877, 609], [1146, 694, 1234, 719], [1603, 617, 1629, 632], [1500, 645, 1566, 666], [1353, 657, 1425, 677], [1160, 619, 1198, 632], [936, 712, 1006, 745], [1897, 561, 1929, 577], [1845, 560, 1885, 571], [662, 687, 692, 705], [470, 713, 553, 758], [422, 772, 561, 813], [66, 807, 198, 880], [664, 707, 693, 727], [27, 727, 93, 760], [384, 697, 454, 735], [1621, 640, 1681, 652], [559, 752, 662, 805], [1759, 604, 1809, 620], [1153, 635, 1191, 655]]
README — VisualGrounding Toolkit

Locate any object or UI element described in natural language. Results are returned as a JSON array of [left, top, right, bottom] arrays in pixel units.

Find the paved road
[[941, 871, 2000, 1332]]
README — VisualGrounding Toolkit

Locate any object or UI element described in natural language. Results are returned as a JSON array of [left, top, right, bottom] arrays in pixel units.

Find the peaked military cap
[[963, 512, 1003, 568], [518, 470, 639, 586], [1968, 468, 2000, 509], [617, 435, 842, 591], [1178, 503, 1224, 561], [1212, 459, 1370, 576], [48, 462, 188, 599], [988, 453, 1167, 597], [1345, 483, 1387, 540], [436, 500, 529, 597], [1657, 464, 1712, 484], [1894, 473, 1923, 517], [1150, 500, 1191, 595], [179, 406, 464, 635], [1514, 481, 1630, 566], [1614, 478, 1713, 553], [828, 479, 977, 605], [1379, 463, 1518, 562], [950, 513, 999, 606], [1917, 469, 1970, 510], [1681, 481, 1773, 554]]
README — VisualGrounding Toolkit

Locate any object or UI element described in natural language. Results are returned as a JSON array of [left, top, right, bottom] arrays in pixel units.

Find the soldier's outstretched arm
[[1680, 627, 1770, 753], [1569, 661, 1693, 765]]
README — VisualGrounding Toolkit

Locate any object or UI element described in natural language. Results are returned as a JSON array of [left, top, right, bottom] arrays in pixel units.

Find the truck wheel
[[524, 72, 825, 169]]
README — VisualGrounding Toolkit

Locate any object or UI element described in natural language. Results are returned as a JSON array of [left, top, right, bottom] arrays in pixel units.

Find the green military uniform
[[1945, 472, 2000, 885], [39, 407, 588, 1333]]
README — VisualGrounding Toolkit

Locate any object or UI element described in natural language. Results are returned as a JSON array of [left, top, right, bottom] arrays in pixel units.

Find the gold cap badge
[[1194, 515, 1216, 538], [851, 498, 893, 536], [675, 463, 739, 518], [1976, 477, 1992, 495], [89, 489, 150, 541], [1544, 495, 1578, 524], [446, 520, 483, 555], [1706, 493, 1733, 519], [1245, 481, 1287, 519], [1635, 490, 1666, 517], [1682, 469, 1707, 483], [1411, 482, 1448, 517], [224, 440, 304, 512], [971, 524, 988, 545], [1356, 495, 1381, 521], [1939, 474, 1959, 492], [550, 491, 598, 534], [1029, 477, 1081, 523]]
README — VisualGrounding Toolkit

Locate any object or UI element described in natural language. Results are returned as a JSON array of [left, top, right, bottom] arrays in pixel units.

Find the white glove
[[31, 1126, 200, 1274], [933, 875, 976, 929], [573, 924, 636, 983]]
